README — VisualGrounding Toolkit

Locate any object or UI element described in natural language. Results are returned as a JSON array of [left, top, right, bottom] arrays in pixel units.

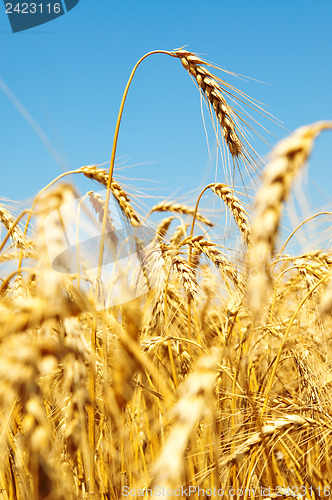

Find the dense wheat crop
[[0, 49, 332, 500]]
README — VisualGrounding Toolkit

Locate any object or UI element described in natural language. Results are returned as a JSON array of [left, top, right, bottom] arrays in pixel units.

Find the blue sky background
[[0, 0, 331, 239]]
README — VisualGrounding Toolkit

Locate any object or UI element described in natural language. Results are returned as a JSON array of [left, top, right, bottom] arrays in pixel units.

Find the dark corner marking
[[3, 0, 80, 33]]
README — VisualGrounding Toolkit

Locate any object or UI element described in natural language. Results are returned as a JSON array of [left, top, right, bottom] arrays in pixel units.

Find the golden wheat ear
[[246, 121, 332, 314], [209, 183, 251, 245], [174, 50, 243, 158], [0, 203, 31, 249], [81, 165, 141, 226], [181, 235, 243, 290], [149, 201, 213, 227], [171, 49, 275, 183]]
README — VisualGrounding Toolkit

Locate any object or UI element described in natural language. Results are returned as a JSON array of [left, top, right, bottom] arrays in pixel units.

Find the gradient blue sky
[[0, 0, 331, 216]]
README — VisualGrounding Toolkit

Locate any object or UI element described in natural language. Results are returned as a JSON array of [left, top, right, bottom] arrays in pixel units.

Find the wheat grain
[[169, 223, 190, 247], [88, 192, 116, 234], [0, 247, 35, 264], [112, 304, 142, 410], [150, 350, 220, 496]]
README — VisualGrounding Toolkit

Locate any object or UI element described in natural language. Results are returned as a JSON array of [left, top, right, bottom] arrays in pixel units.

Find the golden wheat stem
[[186, 186, 211, 338], [88, 314, 97, 496], [97, 50, 172, 282]]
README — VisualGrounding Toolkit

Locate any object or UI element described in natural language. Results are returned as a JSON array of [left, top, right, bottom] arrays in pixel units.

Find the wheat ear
[[320, 273, 332, 316], [182, 235, 243, 289], [173, 50, 243, 157], [210, 183, 251, 245], [155, 215, 174, 241], [88, 192, 117, 235], [150, 201, 212, 227], [81, 166, 141, 226], [0, 204, 31, 249], [172, 255, 198, 299], [247, 121, 332, 313]]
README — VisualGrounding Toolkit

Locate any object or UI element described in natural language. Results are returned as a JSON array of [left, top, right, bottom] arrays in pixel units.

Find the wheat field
[[0, 49, 332, 500]]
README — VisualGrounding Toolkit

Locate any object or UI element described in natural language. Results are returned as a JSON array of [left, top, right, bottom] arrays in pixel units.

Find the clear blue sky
[[0, 0, 331, 219]]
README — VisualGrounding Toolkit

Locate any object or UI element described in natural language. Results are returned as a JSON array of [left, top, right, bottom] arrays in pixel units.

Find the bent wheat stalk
[[97, 48, 261, 281]]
